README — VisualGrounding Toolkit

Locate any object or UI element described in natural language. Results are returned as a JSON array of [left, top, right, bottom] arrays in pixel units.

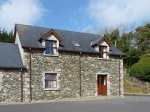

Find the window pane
[[99, 46, 107, 58], [99, 46, 103, 58], [45, 40, 53, 54], [44, 73, 57, 89], [45, 80, 57, 88], [44, 40, 58, 55], [52, 81, 57, 88], [45, 80, 49, 88], [45, 73, 56, 80], [45, 47, 53, 54]]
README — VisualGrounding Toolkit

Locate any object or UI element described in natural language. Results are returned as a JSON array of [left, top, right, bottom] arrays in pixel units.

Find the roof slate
[[0, 42, 24, 69], [16, 24, 124, 56]]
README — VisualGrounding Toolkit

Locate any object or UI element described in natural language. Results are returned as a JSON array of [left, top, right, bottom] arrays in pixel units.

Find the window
[[72, 41, 80, 47], [99, 46, 108, 59], [44, 73, 57, 89], [44, 40, 58, 55]]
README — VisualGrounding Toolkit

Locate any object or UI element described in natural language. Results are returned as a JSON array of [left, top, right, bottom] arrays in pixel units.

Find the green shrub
[[130, 54, 150, 81]]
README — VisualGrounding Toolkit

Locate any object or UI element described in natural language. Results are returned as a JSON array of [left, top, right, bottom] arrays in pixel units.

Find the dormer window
[[91, 38, 110, 59], [43, 36, 59, 56], [99, 46, 108, 59], [40, 30, 62, 56], [44, 40, 57, 55], [72, 41, 80, 47]]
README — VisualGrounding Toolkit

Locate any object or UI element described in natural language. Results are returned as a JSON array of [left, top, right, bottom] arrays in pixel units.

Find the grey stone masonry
[[0, 70, 22, 102], [0, 50, 123, 103], [23, 50, 124, 102]]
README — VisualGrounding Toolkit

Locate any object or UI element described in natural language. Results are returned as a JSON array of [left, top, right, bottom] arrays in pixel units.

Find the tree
[[0, 29, 13, 43], [130, 54, 150, 81], [135, 24, 150, 54], [103, 29, 137, 67], [104, 29, 120, 46], [102, 24, 150, 80]]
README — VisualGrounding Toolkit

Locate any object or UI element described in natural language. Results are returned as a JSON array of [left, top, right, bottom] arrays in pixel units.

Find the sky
[[0, 0, 150, 33]]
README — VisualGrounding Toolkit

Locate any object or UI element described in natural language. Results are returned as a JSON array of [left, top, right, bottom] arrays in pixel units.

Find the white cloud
[[88, 0, 150, 31], [0, 0, 44, 31]]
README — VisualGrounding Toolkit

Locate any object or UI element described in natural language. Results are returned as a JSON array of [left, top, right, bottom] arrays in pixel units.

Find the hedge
[[130, 54, 150, 81]]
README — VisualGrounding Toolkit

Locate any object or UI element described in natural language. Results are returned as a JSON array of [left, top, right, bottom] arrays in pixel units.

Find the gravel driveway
[[0, 96, 150, 112]]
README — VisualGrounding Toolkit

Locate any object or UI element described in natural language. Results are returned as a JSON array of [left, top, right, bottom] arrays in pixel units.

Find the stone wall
[[0, 51, 123, 102], [23, 50, 124, 101], [0, 70, 22, 102], [24, 51, 81, 101], [124, 76, 150, 94], [81, 55, 123, 96]]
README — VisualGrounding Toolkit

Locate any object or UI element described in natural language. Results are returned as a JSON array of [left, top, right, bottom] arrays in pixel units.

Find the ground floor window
[[43, 73, 57, 90]]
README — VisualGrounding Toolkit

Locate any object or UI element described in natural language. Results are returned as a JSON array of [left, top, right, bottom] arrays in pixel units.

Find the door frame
[[96, 73, 110, 96]]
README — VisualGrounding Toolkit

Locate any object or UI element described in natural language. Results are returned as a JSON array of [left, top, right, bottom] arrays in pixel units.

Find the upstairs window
[[99, 46, 108, 59], [44, 73, 57, 89], [44, 40, 58, 55]]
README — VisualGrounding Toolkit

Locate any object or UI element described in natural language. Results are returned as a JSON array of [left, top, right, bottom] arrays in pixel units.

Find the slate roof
[[0, 42, 24, 69], [16, 24, 124, 56]]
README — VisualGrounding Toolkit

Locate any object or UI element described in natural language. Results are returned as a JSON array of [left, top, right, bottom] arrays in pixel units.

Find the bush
[[130, 54, 150, 81]]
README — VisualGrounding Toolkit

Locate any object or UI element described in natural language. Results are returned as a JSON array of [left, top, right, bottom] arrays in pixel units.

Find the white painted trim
[[96, 72, 109, 75], [43, 52, 59, 57], [99, 41, 110, 59], [15, 32, 25, 64], [42, 35, 59, 56], [97, 58, 110, 61], [0, 72, 3, 91], [42, 71, 60, 91]]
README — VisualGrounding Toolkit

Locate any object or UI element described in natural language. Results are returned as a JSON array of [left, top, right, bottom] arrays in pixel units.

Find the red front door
[[97, 75, 107, 96]]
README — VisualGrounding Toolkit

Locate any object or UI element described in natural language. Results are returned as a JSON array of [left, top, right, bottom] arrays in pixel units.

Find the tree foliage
[[130, 54, 150, 81], [104, 29, 121, 49], [135, 24, 150, 54], [103, 24, 150, 80], [104, 24, 150, 66], [0, 29, 13, 43]]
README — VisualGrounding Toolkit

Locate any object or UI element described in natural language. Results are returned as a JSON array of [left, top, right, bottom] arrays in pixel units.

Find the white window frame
[[98, 45, 109, 59], [0, 72, 3, 91], [42, 72, 60, 91], [97, 41, 110, 60], [43, 40, 59, 56], [42, 35, 59, 57]]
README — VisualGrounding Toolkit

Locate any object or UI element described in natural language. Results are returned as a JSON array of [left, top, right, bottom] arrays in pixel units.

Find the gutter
[[20, 68, 23, 102], [29, 48, 32, 102], [118, 56, 122, 96], [79, 51, 82, 97], [23, 46, 124, 57]]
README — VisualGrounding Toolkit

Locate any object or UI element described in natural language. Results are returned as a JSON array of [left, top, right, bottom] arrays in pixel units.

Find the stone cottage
[[0, 24, 124, 102]]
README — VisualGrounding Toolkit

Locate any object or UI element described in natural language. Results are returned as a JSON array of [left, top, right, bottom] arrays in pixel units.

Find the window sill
[[43, 88, 60, 91], [98, 58, 109, 61], [43, 54, 59, 57]]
